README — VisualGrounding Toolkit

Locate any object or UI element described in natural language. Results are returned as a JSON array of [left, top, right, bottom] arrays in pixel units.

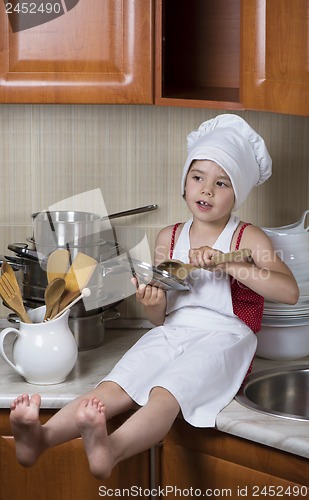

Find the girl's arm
[[133, 225, 174, 326], [189, 225, 299, 305]]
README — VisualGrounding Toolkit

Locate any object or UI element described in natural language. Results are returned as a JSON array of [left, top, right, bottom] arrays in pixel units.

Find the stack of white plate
[[257, 211, 309, 360]]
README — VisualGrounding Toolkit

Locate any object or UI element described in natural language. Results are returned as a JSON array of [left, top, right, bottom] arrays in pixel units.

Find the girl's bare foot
[[76, 397, 113, 479], [10, 394, 45, 467]]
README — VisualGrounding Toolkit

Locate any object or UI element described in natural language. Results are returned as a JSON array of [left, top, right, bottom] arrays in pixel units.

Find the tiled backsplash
[[0, 105, 308, 319]]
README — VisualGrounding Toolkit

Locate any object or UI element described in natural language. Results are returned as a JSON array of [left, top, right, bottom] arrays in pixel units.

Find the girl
[[10, 114, 299, 480]]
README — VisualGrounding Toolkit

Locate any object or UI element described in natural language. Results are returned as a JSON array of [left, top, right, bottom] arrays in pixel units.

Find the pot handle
[[301, 210, 309, 231], [0, 328, 24, 376], [102, 204, 158, 221], [7, 313, 20, 324], [7, 243, 43, 261], [0, 256, 25, 271], [101, 309, 120, 323]]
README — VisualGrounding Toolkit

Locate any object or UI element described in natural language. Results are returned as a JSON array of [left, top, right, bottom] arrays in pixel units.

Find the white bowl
[[298, 283, 309, 296], [264, 231, 309, 250], [256, 321, 309, 360], [264, 294, 309, 311], [277, 249, 309, 263], [285, 262, 309, 279]]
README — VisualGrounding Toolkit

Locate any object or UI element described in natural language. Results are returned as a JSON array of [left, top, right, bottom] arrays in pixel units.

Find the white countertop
[[0, 323, 308, 460]]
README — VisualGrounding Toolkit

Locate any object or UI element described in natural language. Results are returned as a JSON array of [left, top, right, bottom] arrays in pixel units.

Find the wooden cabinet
[[0, 0, 153, 103], [155, 0, 242, 110], [155, 0, 309, 116], [160, 419, 309, 499], [1, 407, 308, 500], [242, 0, 309, 116], [0, 410, 150, 500], [1, 1, 307, 113]]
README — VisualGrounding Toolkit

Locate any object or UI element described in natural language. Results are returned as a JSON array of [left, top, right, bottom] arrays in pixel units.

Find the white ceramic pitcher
[[0, 306, 78, 385]]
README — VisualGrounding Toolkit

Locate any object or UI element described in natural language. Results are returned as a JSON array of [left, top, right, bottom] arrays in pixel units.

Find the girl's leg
[[10, 381, 135, 467], [76, 386, 180, 479]]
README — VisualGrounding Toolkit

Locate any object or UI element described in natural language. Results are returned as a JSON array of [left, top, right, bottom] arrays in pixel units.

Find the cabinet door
[[0, 0, 153, 103], [242, 0, 309, 116], [161, 422, 309, 498], [0, 436, 150, 500], [0, 410, 150, 500]]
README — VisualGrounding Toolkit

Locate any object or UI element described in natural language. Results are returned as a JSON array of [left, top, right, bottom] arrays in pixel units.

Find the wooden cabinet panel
[[0, 0, 153, 103], [0, 436, 150, 500], [162, 444, 308, 499], [0, 410, 150, 500], [161, 420, 309, 499], [242, 0, 309, 116], [156, 0, 308, 115]]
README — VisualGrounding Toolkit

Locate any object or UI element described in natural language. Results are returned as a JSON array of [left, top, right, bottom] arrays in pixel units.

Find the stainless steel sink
[[236, 365, 309, 421]]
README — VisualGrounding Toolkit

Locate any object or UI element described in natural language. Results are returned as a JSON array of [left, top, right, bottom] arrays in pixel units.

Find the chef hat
[[181, 114, 272, 210]]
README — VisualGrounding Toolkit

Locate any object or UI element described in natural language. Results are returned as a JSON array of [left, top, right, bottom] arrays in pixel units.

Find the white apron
[[99, 215, 257, 427]]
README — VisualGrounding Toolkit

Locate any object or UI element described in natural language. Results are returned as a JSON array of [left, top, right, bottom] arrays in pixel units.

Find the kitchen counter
[[0, 323, 308, 461]]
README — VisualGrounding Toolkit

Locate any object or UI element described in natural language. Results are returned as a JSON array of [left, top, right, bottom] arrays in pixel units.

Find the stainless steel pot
[[32, 205, 157, 251], [33, 211, 103, 248], [9, 238, 123, 266], [7, 205, 157, 262], [69, 309, 120, 350]]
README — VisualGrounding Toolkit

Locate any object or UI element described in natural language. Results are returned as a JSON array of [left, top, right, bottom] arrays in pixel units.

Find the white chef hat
[[181, 114, 272, 210]]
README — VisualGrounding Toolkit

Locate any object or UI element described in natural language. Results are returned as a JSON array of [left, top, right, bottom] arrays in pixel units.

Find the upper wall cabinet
[[155, 0, 309, 116], [0, 0, 153, 103], [155, 0, 242, 110], [242, 0, 309, 116]]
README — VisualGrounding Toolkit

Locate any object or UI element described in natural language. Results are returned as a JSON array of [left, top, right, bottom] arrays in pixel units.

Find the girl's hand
[[189, 246, 224, 269], [131, 278, 166, 307]]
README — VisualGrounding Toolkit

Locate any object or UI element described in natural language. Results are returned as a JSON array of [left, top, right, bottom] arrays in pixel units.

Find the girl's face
[[184, 160, 235, 222]]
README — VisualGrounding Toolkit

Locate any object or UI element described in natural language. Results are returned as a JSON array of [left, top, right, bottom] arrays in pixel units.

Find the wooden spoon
[[0, 261, 33, 322], [0, 273, 32, 323], [58, 252, 97, 312], [157, 249, 252, 279], [45, 250, 71, 317], [46, 249, 70, 283], [1, 260, 21, 290], [1, 261, 20, 310], [43, 277, 66, 321]]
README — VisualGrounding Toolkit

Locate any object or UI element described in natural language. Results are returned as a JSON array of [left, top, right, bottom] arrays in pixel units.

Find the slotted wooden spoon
[[0, 273, 32, 323], [1, 260, 22, 310], [58, 252, 97, 313], [1, 260, 21, 290], [157, 249, 252, 279]]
